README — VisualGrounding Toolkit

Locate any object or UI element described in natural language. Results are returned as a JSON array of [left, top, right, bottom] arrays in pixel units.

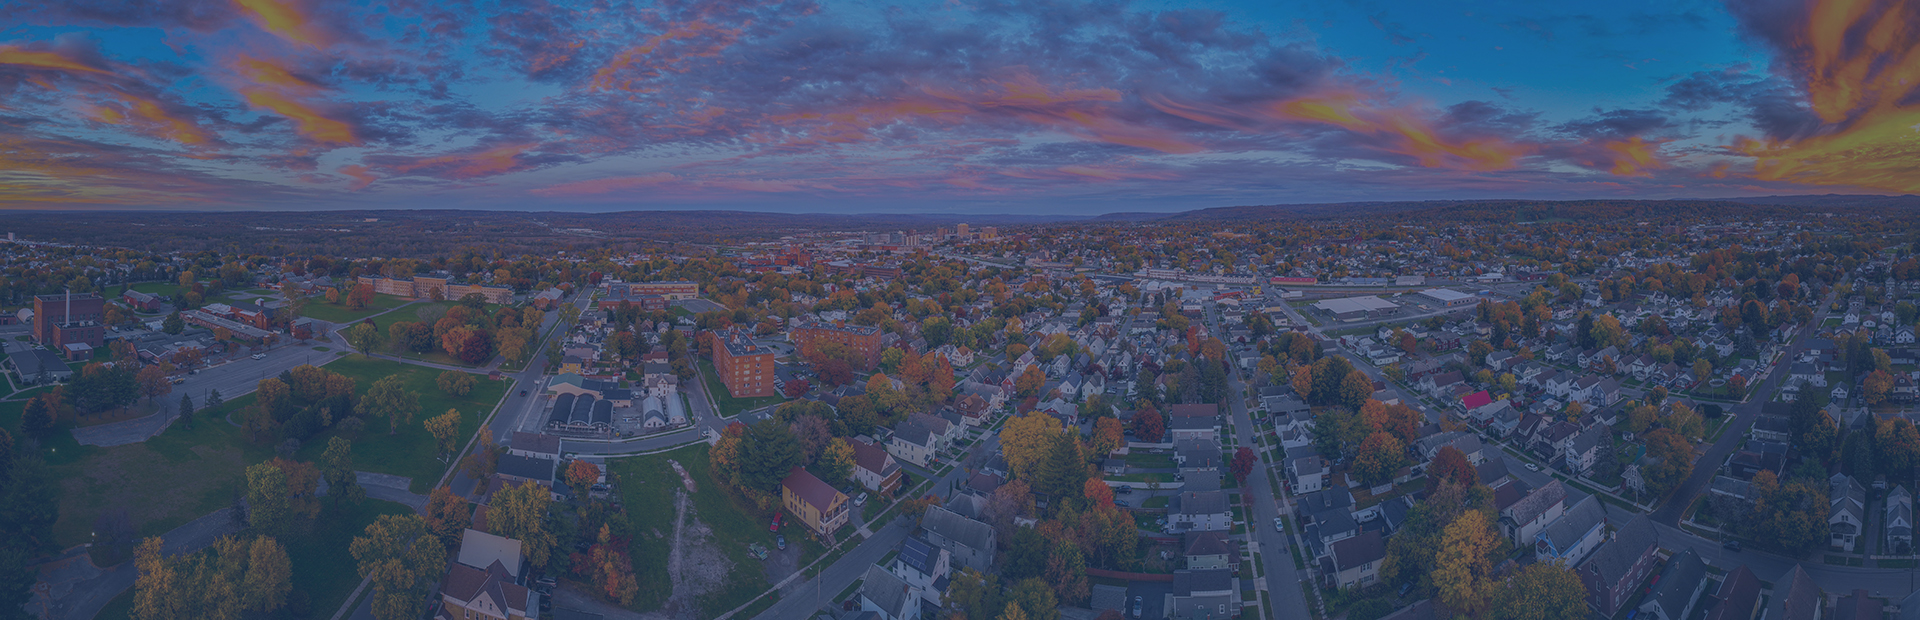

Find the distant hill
[[1721, 194, 1920, 209], [1090, 198, 1806, 223]]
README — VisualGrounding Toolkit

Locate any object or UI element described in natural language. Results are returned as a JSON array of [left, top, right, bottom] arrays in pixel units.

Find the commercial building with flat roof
[[712, 326, 776, 398], [1418, 288, 1478, 308], [1312, 296, 1399, 320], [608, 281, 699, 301], [32, 292, 105, 349]]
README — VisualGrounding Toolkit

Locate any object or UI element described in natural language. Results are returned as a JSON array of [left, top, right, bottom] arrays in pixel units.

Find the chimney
[[65, 288, 70, 328]]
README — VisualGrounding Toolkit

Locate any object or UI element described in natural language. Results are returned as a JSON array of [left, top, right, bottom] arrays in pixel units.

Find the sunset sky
[[2, 0, 1917, 213]]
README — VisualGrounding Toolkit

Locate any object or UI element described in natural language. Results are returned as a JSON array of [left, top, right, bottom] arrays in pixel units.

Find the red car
[[769, 513, 783, 532]]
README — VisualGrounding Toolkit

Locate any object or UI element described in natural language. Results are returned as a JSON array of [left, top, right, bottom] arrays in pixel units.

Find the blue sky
[[1, 0, 1915, 213]]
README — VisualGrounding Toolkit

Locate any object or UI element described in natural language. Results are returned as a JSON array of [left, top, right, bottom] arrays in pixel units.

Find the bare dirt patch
[[662, 488, 732, 620]]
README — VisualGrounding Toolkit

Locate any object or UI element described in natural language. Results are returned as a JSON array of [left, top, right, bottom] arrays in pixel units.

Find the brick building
[[712, 326, 776, 398], [607, 281, 699, 301], [32, 292, 105, 349], [355, 276, 514, 304], [791, 320, 883, 370]]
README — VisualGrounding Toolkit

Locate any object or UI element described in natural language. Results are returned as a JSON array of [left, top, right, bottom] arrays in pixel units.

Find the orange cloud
[[0, 46, 108, 74], [529, 173, 677, 196], [244, 90, 356, 144], [1271, 91, 1529, 171], [232, 0, 330, 47], [338, 165, 375, 190], [1738, 0, 1920, 192], [1602, 137, 1666, 177], [392, 143, 536, 179], [590, 21, 741, 92]]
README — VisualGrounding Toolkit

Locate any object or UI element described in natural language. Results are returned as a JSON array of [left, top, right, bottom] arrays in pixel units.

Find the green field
[[93, 497, 413, 620], [695, 358, 786, 416], [129, 281, 185, 299], [299, 294, 413, 325], [610, 443, 825, 617], [293, 356, 511, 493]]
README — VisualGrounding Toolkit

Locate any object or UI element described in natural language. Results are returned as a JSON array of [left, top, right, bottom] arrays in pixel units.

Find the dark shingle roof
[[1580, 515, 1657, 585]]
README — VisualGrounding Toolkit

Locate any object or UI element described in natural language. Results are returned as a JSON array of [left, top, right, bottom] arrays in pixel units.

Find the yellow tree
[[425, 409, 462, 460], [999, 411, 1063, 482], [1089, 418, 1125, 457], [1491, 562, 1588, 620], [491, 480, 558, 569], [1434, 510, 1500, 615], [133, 537, 187, 620]]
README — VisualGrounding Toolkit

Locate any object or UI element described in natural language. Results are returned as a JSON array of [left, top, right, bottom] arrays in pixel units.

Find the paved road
[[1603, 502, 1920, 599], [1648, 294, 1832, 526], [746, 432, 1002, 620]]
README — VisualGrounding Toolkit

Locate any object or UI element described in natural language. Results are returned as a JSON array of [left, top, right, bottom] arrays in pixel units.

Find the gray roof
[[1539, 495, 1606, 553], [1580, 514, 1657, 585], [1643, 548, 1705, 617], [1568, 424, 1608, 454], [897, 536, 938, 576], [1171, 568, 1234, 596], [497, 454, 554, 482], [1173, 490, 1229, 517], [1332, 530, 1386, 571], [860, 564, 913, 618], [1090, 584, 1129, 613], [921, 506, 995, 553], [1507, 479, 1568, 526]]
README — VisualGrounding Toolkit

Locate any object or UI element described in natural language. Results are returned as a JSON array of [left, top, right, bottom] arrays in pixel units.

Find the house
[[1535, 495, 1607, 566], [1501, 479, 1568, 546], [1835, 590, 1882, 620], [1575, 515, 1660, 616], [1890, 485, 1914, 554], [781, 468, 851, 536], [507, 431, 561, 461], [1169, 490, 1231, 532], [1328, 530, 1387, 590], [921, 505, 996, 572], [1831, 473, 1866, 551], [887, 418, 940, 467], [1287, 452, 1329, 494], [1166, 569, 1237, 620], [9, 347, 74, 385], [1773, 565, 1822, 620], [1168, 415, 1221, 442], [850, 437, 904, 495], [1183, 531, 1235, 570], [1704, 565, 1761, 620], [1564, 424, 1609, 475], [435, 530, 535, 620], [1637, 548, 1706, 620], [1751, 415, 1792, 442], [858, 564, 919, 620], [1416, 432, 1486, 465], [890, 536, 951, 606]]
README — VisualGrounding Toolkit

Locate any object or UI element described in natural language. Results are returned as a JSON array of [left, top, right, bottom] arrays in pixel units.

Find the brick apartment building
[[597, 286, 669, 311], [607, 281, 699, 301], [355, 276, 514, 304], [713, 326, 776, 398], [791, 320, 883, 370], [32, 292, 105, 349]]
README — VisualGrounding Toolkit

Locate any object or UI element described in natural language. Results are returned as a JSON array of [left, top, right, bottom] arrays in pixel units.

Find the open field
[[293, 356, 511, 493], [299, 294, 413, 324]]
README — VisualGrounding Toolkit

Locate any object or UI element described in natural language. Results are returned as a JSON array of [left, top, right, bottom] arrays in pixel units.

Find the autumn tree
[[1007, 577, 1060, 620], [1664, 402, 1705, 442], [1082, 478, 1115, 509], [1877, 417, 1920, 475], [424, 409, 462, 461], [1000, 411, 1064, 481], [587, 523, 640, 605], [436, 370, 475, 396], [347, 322, 381, 357], [1640, 429, 1695, 497], [244, 461, 292, 538], [132, 534, 293, 620], [1130, 404, 1164, 442], [423, 486, 471, 549], [135, 364, 173, 403], [1491, 562, 1589, 620], [1427, 446, 1477, 492], [1044, 540, 1090, 606], [490, 480, 558, 569], [1353, 432, 1408, 487], [460, 427, 503, 480], [1089, 417, 1125, 457], [1230, 447, 1257, 486], [821, 438, 856, 487], [351, 514, 448, 620], [1435, 509, 1501, 615], [360, 375, 420, 435], [566, 460, 601, 497]]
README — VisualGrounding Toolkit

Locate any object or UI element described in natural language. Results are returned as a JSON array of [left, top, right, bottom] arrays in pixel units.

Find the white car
[[1273, 518, 1285, 532], [853, 492, 869, 507], [1524, 462, 1540, 471], [251, 353, 267, 360]]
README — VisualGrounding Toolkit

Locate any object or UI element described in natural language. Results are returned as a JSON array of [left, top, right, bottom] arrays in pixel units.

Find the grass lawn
[[47, 393, 267, 548], [299, 294, 413, 324], [609, 443, 821, 617], [292, 356, 511, 494], [696, 358, 786, 416], [1143, 495, 1170, 509], [367, 300, 506, 333], [1108, 472, 1176, 484], [1121, 452, 1176, 469], [129, 281, 186, 299]]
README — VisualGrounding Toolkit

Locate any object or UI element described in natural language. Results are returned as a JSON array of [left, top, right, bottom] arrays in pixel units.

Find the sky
[[1, 0, 1917, 214]]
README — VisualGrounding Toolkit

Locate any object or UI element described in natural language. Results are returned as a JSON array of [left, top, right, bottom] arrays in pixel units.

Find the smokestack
[[65, 288, 70, 327]]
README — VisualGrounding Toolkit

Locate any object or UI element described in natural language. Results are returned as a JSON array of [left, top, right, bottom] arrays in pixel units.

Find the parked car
[[1524, 462, 1540, 471], [1273, 517, 1285, 532], [1722, 539, 1741, 552], [853, 492, 869, 507], [1132, 596, 1143, 618], [250, 353, 267, 360], [776, 535, 787, 550], [769, 513, 783, 532], [1114, 499, 1129, 508], [519, 389, 528, 397], [1116, 485, 1133, 494]]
